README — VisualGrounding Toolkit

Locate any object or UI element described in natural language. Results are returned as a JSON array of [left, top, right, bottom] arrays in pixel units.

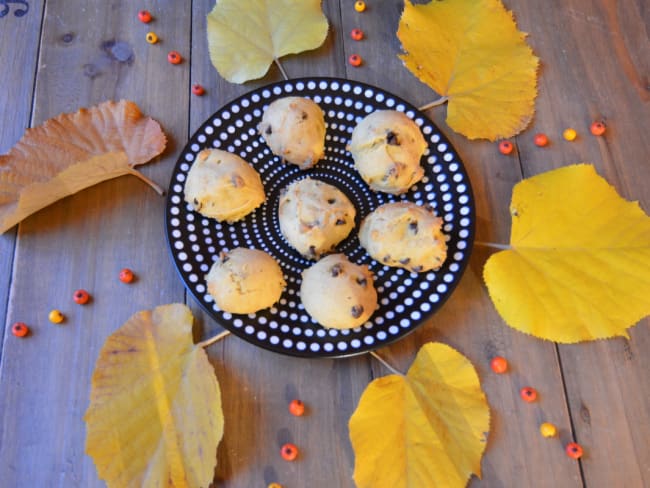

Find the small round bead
[[49, 309, 65, 324], [565, 442, 583, 459], [145, 32, 158, 44], [534, 133, 549, 147], [192, 83, 205, 96], [351, 28, 364, 41], [119, 268, 134, 284], [520, 386, 537, 402], [267, 483, 283, 488], [590, 121, 606, 136], [563, 128, 577, 141], [289, 399, 305, 416], [498, 140, 514, 155], [12, 322, 29, 337], [540, 422, 557, 438], [138, 10, 152, 23], [167, 51, 182, 65], [73, 289, 90, 305], [280, 443, 298, 461], [354, 1, 366, 12], [348, 54, 362, 67], [490, 356, 508, 373]]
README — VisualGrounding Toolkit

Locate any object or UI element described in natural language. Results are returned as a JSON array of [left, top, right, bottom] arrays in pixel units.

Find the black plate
[[165, 77, 475, 358]]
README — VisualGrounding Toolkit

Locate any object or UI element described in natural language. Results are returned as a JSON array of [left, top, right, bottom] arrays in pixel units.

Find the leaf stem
[[418, 96, 449, 111], [274, 58, 289, 81], [127, 167, 165, 195], [198, 330, 231, 349], [474, 241, 511, 250], [369, 351, 404, 376]]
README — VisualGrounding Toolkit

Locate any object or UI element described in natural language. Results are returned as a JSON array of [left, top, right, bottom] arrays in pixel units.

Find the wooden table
[[1, 1, 648, 487]]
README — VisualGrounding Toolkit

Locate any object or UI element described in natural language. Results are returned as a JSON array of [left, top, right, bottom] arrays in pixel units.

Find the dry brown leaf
[[0, 100, 166, 233]]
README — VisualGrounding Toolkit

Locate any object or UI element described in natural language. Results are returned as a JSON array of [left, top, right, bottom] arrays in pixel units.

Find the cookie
[[205, 248, 286, 314], [359, 202, 447, 272], [184, 149, 265, 223], [279, 178, 356, 259], [300, 254, 377, 329], [348, 110, 426, 194], [258, 96, 326, 169]]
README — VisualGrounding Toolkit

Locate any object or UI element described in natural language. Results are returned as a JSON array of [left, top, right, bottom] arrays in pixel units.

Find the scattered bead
[[267, 484, 283, 488], [73, 289, 90, 305], [138, 10, 152, 23], [12, 322, 29, 337], [351, 28, 364, 41], [354, 1, 366, 12], [534, 133, 549, 147], [289, 399, 305, 416], [520, 386, 537, 402], [49, 309, 65, 324], [167, 51, 182, 65], [348, 54, 362, 67], [565, 442, 583, 459], [119, 268, 134, 284], [563, 128, 577, 141], [540, 422, 557, 438], [280, 443, 299, 461], [498, 140, 514, 155], [145, 32, 158, 44], [490, 356, 508, 373], [590, 121, 606, 136], [192, 83, 205, 96]]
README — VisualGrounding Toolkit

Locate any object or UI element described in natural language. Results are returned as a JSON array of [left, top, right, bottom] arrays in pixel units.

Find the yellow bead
[[540, 422, 557, 438], [267, 484, 283, 488], [354, 1, 366, 12], [48, 309, 65, 324], [563, 128, 577, 141], [146, 32, 158, 44]]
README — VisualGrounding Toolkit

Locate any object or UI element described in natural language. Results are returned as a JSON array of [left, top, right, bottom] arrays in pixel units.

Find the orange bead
[[534, 133, 549, 147], [119, 268, 134, 284], [280, 443, 298, 461], [351, 28, 364, 41], [490, 356, 508, 373], [192, 83, 205, 96], [49, 309, 65, 324], [520, 386, 537, 402], [348, 54, 362, 67], [498, 140, 514, 155], [138, 10, 152, 23], [12, 322, 29, 337], [590, 121, 606, 136], [167, 51, 182, 65], [73, 289, 90, 305], [267, 484, 283, 488], [566, 442, 583, 459], [289, 399, 305, 416]]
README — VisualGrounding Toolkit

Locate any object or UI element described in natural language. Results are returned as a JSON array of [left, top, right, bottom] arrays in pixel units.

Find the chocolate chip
[[231, 174, 245, 188], [399, 257, 411, 265], [382, 165, 398, 181], [265, 126, 272, 135], [351, 305, 364, 318], [411, 265, 423, 272], [424, 204, 434, 212], [356, 277, 367, 287], [382, 255, 391, 263], [219, 251, 230, 263], [308, 245, 317, 258], [327, 198, 336, 204], [301, 111, 308, 120], [386, 130, 400, 146], [408, 220, 419, 234], [330, 264, 343, 277], [335, 218, 346, 226]]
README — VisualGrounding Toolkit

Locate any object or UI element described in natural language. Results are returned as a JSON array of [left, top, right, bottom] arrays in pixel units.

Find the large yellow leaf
[[397, 0, 539, 141], [85, 304, 224, 488], [349, 343, 490, 488], [484, 164, 650, 342], [207, 0, 329, 83]]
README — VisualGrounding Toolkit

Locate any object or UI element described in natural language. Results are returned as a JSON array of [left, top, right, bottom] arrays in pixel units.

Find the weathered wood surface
[[0, 1, 648, 487]]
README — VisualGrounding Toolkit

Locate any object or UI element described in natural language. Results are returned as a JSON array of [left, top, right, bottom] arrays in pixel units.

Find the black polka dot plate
[[165, 77, 475, 358]]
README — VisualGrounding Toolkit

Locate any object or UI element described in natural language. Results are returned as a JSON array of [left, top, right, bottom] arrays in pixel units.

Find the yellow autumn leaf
[[397, 0, 539, 140], [349, 343, 490, 488], [85, 304, 224, 488], [484, 164, 650, 343], [207, 0, 329, 83]]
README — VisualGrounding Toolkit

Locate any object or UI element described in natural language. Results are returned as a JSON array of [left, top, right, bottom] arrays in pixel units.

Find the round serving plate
[[165, 77, 475, 358]]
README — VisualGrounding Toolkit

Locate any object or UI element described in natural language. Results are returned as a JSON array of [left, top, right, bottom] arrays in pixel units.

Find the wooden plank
[[513, 1, 650, 486], [0, 1, 44, 358], [0, 1, 190, 486]]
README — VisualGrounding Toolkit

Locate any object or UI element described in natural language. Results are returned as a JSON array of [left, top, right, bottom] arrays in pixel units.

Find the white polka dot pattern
[[165, 78, 474, 358]]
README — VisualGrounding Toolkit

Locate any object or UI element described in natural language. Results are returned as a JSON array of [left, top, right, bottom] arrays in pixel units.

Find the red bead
[[520, 386, 538, 402], [289, 399, 305, 416], [119, 268, 134, 284], [590, 121, 606, 136], [12, 322, 29, 337], [73, 289, 90, 305], [566, 442, 583, 459], [138, 10, 152, 23], [192, 83, 205, 96], [280, 443, 298, 461], [534, 133, 549, 147], [348, 54, 362, 67], [351, 28, 364, 41], [498, 140, 514, 155], [490, 356, 508, 374], [167, 51, 182, 65]]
